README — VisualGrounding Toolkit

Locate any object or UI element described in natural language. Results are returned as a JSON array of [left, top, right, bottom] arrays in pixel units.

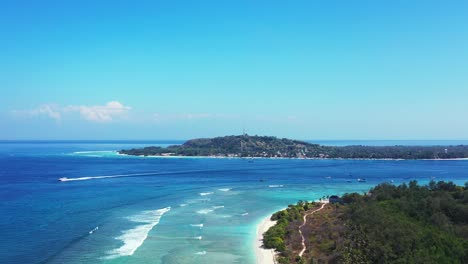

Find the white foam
[[58, 171, 165, 182], [59, 169, 227, 182], [199, 192, 213, 196], [73, 150, 114, 154], [218, 188, 231, 192], [195, 251, 207, 255], [190, 224, 204, 228], [59, 175, 119, 182], [105, 207, 170, 259], [212, 205, 224, 209], [241, 212, 249, 216], [220, 215, 232, 218], [179, 204, 187, 207], [197, 209, 213, 214], [193, 236, 203, 240], [268, 185, 284, 188], [89, 226, 99, 234]]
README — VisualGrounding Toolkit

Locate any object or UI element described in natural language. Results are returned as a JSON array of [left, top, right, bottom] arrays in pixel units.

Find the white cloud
[[36, 104, 62, 121], [11, 104, 62, 121], [65, 101, 131, 122], [12, 101, 131, 123]]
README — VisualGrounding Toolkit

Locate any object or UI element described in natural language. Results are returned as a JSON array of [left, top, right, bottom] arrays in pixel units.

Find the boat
[[357, 178, 366, 182], [58, 177, 68, 182]]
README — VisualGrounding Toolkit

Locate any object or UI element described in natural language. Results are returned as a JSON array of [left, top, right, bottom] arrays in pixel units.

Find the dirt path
[[298, 202, 327, 257]]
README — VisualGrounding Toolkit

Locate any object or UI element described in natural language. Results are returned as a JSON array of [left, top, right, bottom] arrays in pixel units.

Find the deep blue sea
[[1, 140, 468, 264]]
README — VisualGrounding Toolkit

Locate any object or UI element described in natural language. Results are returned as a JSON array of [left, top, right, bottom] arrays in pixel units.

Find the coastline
[[117, 152, 468, 161], [255, 215, 277, 264], [254, 201, 328, 264]]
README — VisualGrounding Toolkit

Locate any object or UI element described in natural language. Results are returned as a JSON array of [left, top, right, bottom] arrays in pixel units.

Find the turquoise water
[[1, 141, 467, 264]]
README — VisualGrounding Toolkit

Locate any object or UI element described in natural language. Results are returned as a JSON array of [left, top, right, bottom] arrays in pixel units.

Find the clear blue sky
[[1, 0, 467, 140]]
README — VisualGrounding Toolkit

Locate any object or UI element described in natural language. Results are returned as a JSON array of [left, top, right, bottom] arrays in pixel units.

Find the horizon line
[[2, 139, 468, 142]]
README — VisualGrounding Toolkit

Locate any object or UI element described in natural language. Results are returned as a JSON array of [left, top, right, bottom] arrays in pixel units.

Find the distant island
[[118, 135, 468, 160], [263, 181, 468, 263]]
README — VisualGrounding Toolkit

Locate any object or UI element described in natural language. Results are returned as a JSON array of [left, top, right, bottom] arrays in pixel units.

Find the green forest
[[119, 135, 468, 159], [264, 181, 468, 264]]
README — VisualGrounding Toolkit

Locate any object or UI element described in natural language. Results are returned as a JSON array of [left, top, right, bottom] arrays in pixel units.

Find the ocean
[[1, 141, 468, 264]]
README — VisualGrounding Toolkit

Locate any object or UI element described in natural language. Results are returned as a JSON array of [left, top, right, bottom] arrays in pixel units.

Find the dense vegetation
[[119, 135, 468, 159], [264, 181, 468, 264], [264, 201, 321, 259]]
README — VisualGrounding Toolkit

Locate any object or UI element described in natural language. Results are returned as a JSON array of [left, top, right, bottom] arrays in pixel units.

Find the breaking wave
[[197, 209, 213, 214], [105, 207, 170, 259]]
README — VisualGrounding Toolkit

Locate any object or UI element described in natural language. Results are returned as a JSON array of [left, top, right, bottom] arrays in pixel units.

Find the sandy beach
[[255, 215, 277, 264]]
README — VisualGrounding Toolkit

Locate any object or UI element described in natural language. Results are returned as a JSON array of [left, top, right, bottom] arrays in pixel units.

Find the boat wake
[[105, 207, 170, 259], [59, 175, 120, 181], [59, 168, 241, 182]]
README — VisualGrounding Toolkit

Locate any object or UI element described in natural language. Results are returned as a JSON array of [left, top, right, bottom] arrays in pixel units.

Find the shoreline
[[116, 152, 468, 161], [254, 202, 328, 264], [255, 215, 277, 264]]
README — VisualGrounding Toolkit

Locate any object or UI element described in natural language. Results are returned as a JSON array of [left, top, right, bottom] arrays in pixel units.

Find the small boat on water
[[357, 178, 366, 182], [58, 177, 68, 182]]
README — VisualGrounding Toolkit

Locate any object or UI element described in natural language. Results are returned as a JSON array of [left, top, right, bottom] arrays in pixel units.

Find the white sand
[[255, 215, 277, 264]]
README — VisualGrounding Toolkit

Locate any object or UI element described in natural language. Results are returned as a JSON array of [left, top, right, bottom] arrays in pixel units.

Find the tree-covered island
[[119, 135, 468, 159], [264, 181, 468, 264]]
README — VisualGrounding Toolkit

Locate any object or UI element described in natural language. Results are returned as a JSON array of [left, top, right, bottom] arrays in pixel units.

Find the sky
[[1, 0, 468, 140]]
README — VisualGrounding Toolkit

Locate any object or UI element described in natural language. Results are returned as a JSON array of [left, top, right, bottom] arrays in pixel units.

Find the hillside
[[118, 135, 468, 159], [264, 181, 468, 264], [119, 135, 327, 158]]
